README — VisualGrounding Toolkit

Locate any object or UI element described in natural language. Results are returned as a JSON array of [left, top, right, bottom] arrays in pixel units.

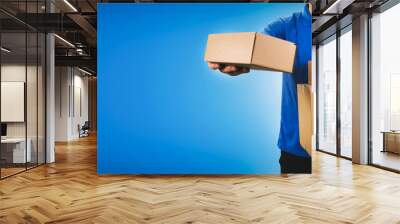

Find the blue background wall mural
[[98, 3, 305, 174]]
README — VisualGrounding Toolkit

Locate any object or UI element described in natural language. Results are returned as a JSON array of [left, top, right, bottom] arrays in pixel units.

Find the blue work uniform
[[263, 5, 312, 158]]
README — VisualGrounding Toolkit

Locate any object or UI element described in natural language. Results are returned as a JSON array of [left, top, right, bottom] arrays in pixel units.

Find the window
[[317, 26, 353, 159], [0, 1, 47, 179], [317, 36, 337, 154], [339, 28, 352, 158], [370, 3, 400, 171], [390, 74, 400, 130]]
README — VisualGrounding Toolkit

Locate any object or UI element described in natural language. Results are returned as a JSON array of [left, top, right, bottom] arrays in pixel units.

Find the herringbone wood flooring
[[1, 135, 400, 224]]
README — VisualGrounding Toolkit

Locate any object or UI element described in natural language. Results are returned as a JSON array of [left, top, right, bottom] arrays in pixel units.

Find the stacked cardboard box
[[297, 84, 313, 156], [297, 60, 313, 156], [308, 61, 312, 86], [204, 32, 296, 73]]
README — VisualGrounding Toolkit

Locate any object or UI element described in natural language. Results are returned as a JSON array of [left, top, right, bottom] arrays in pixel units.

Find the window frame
[[316, 24, 353, 161]]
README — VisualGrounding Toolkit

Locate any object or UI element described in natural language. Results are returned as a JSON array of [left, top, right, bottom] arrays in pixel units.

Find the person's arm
[[264, 18, 286, 39]]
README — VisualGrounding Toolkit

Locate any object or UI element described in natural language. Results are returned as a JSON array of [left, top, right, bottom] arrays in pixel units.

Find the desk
[[381, 131, 400, 154], [1, 138, 31, 163]]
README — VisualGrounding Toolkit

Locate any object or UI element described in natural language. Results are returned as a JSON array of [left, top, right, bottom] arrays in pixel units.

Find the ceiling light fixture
[[78, 67, 93, 76], [1, 47, 11, 53], [76, 48, 85, 56], [322, 0, 354, 15], [54, 34, 75, 48], [63, 0, 78, 12]]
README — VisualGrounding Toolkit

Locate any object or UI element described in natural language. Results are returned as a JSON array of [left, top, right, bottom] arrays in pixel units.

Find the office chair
[[79, 121, 90, 138]]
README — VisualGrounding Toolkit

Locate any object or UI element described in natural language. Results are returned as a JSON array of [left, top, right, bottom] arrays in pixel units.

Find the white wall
[[1, 65, 28, 140], [71, 72, 89, 138], [55, 67, 70, 141], [1, 63, 46, 164], [55, 67, 89, 141], [1, 65, 40, 138]]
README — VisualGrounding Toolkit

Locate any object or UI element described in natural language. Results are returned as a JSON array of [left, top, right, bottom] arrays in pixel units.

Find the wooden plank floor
[[1, 135, 400, 224]]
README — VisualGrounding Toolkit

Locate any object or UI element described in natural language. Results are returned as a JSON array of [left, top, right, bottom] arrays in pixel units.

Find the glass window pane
[[318, 36, 337, 154], [371, 3, 400, 171], [340, 28, 352, 158], [27, 31, 38, 169], [38, 33, 46, 165], [0, 1, 46, 179], [1, 31, 27, 177]]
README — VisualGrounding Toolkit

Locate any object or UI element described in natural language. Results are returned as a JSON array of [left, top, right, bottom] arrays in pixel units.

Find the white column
[[46, 32, 55, 163], [55, 67, 74, 141], [45, 0, 56, 164]]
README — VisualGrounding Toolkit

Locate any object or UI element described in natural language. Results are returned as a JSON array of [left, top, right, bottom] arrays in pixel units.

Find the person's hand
[[208, 62, 250, 76]]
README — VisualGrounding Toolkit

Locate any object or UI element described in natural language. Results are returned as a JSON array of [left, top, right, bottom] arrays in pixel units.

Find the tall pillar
[[46, 1, 55, 163], [352, 14, 369, 164]]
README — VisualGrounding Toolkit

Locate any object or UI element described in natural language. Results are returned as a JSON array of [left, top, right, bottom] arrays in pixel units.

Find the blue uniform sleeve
[[263, 18, 286, 39]]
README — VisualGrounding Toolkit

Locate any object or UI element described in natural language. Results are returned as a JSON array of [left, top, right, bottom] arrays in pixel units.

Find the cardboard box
[[297, 84, 313, 156], [308, 60, 312, 86], [204, 32, 296, 73]]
